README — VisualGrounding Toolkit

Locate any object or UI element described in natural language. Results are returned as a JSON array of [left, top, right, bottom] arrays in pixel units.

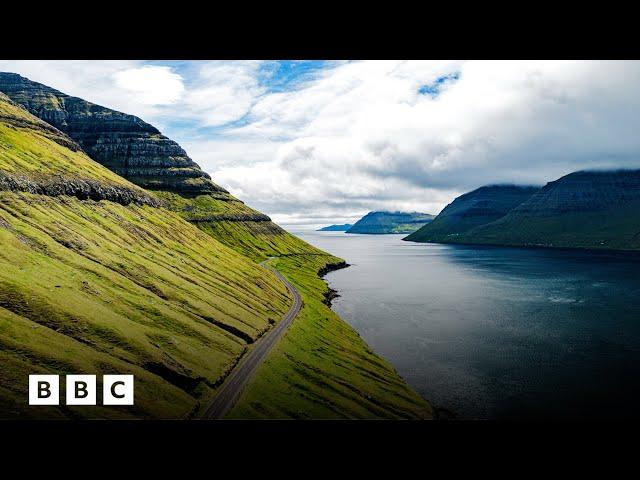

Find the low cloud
[[113, 65, 184, 105]]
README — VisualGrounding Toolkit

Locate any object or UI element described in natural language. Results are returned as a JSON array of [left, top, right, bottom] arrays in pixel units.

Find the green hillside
[[0, 94, 293, 418], [405, 185, 539, 242], [228, 253, 433, 419], [155, 190, 326, 262], [1, 95, 145, 191], [407, 171, 640, 251], [0, 85, 432, 420], [454, 171, 640, 250]]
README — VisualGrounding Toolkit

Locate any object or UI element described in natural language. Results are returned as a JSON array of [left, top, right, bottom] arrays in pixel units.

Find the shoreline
[[402, 237, 640, 256], [317, 260, 350, 307]]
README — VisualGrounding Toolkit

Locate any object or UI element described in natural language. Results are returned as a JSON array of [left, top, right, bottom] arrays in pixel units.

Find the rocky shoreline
[[317, 260, 350, 307]]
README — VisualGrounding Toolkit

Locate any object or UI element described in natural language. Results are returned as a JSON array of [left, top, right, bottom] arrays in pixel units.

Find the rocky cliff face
[[0, 72, 226, 195], [0, 72, 331, 259], [0, 93, 159, 206], [405, 185, 539, 242]]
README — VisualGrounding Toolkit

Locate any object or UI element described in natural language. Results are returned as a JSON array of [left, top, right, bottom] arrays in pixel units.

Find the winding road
[[201, 258, 302, 419]]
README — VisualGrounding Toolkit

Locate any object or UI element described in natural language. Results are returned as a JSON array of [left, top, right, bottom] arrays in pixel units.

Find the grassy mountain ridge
[[0, 72, 223, 195], [154, 190, 326, 263], [0, 95, 294, 417], [456, 170, 640, 250], [0, 74, 325, 260], [0, 80, 432, 419], [405, 185, 539, 242], [406, 171, 640, 251]]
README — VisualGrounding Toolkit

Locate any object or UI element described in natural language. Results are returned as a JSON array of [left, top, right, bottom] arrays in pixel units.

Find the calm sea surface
[[294, 231, 640, 419]]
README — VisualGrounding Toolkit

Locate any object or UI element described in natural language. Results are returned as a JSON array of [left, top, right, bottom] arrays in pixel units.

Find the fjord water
[[295, 231, 640, 419]]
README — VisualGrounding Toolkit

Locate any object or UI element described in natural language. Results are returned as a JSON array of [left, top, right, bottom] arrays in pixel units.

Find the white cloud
[[2, 60, 640, 227], [181, 61, 264, 126], [113, 65, 184, 105], [202, 60, 640, 225], [0, 60, 174, 128]]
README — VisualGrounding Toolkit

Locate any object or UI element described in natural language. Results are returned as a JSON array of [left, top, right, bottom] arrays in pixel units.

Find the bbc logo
[[29, 375, 134, 406]]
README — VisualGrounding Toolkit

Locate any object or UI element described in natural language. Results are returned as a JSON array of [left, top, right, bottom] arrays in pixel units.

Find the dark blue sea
[[296, 231, 640, 419]]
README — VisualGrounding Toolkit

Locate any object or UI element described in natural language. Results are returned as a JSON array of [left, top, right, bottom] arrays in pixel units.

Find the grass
[[0, 96, 142, 190], [227, 254, 434, 419], [0, 93, 433, 420], [456, 203, 640, 250], [159, 190, 434, 419], [0, 97, 293, 418], [0, 193, 293, 419], [153, 191, 253, 218], [157, 190, 328, 263]]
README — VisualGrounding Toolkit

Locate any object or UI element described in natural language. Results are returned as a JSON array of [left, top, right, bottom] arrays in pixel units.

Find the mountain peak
[[0, 72, 226, 196]]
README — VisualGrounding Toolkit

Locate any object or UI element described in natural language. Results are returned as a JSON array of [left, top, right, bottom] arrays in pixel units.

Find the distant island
[[317, 224, 353, 231], [347, 211, 435, 234], [405, 170, 640, 251]]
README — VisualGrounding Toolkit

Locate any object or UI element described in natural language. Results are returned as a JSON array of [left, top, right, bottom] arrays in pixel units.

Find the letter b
[[66, 375, 97, 405], [29, 375, 59, 405]]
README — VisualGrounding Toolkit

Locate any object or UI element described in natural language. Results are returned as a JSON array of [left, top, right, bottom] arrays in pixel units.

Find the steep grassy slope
[[0, 74, 323, 260], [0, 194, 292, 419], [1, 94, 135, 187], [405, 185, 539, 242], [160, 193, 433, 418], [347, 211, 435, 234], [450, 170, 640, 250], [0, 95, 292, 418], [228, 254, 433, 419], [1, 86, 433, 420], [154, 191, 325, 263]]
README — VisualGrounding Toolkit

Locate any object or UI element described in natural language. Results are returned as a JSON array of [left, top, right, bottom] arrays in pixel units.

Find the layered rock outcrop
[[0, 172, 160, 207], [0, 72, 226, 195]]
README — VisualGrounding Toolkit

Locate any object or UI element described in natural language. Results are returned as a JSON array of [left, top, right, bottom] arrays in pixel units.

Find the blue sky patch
[[419, 72, 460, 97], [258, 60, 336, 92]]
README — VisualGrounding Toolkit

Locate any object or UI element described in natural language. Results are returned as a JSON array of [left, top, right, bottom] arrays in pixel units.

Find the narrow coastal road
[[201, 258, 302, 419]]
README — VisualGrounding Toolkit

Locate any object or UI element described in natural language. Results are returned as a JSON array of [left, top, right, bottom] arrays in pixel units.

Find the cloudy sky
[[1, 60, 640, 228]]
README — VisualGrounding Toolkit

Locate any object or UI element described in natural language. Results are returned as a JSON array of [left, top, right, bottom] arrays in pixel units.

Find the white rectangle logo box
[[66, 374, 97, 405], [29, 375, 59, 405], [103, 375, 134, 405]]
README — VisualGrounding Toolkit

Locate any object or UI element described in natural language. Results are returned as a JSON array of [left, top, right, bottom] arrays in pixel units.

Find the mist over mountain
[[405, 185, 539, 242], [406, 170, 640, 250]]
